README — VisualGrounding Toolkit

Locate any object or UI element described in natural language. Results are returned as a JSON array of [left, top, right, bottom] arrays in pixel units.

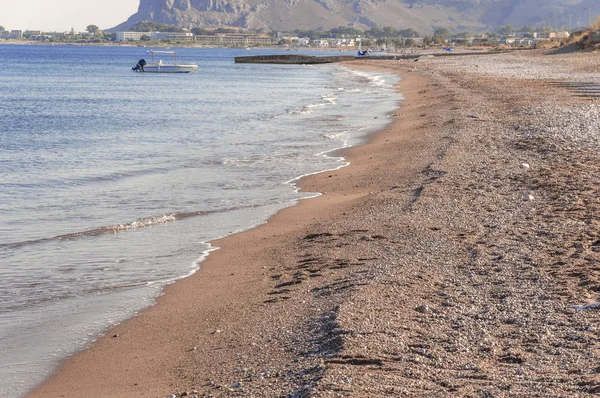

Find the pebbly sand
[[27, 50, 600, 397]]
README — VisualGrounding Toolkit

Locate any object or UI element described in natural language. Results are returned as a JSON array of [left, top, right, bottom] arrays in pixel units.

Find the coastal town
[[0, 24, 595, 49]]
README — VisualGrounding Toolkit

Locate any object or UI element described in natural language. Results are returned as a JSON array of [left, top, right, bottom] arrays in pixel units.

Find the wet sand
[[28, 50, 600, 397]]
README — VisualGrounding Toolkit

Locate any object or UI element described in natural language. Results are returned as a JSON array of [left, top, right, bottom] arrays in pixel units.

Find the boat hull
[[143, 65, 198, 73]]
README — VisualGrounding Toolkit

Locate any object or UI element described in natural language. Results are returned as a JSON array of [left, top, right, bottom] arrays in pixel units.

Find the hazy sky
[[0, 0, 139, 32]]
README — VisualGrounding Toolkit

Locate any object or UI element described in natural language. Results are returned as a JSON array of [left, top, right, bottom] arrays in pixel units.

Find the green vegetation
[[86, 25, 100, 34], [129, 22, 186, 33], [191, 27, 238, 35], [289, 26, 420, 39]]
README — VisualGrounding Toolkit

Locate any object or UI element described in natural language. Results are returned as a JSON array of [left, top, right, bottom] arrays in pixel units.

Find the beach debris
[[166, 391, 199, 398], [573, 302, 600, 311], [548, 143, 560, 151], [231, 382, 242, 388], [177, 391, 198, 397], [415, 304, 429, 313], [211, 329, 222, 334], [520, 163, 530, 169], [523, 194, 535, 201]]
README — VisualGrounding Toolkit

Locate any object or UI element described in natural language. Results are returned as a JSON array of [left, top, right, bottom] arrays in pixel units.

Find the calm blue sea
[[0, 44, 402, 396]]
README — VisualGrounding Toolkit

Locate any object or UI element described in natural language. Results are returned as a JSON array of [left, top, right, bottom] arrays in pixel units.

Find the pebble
[[415, 305, 429, 313], [523, 194, 534, 201], [520, 163, 530, 169]]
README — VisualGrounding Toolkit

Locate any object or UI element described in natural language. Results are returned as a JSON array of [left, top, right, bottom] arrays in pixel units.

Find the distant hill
[[111, 0, 597, 34]]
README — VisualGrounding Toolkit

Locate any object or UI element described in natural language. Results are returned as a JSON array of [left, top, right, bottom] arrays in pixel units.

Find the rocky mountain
[[111, 0, 595, 33]]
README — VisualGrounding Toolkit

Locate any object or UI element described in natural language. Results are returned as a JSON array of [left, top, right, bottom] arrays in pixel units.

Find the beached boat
[[132, 50, 198, 73]]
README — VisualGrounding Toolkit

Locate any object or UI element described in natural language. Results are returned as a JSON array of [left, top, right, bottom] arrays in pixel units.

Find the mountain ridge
[[111, 0, 595, 34]]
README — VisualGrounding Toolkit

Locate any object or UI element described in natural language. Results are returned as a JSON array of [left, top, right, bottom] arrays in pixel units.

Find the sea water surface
[[0, 45, 402, 396]]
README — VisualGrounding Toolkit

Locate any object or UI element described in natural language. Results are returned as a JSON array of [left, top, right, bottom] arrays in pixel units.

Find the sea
[[0, 44, 402, 396]]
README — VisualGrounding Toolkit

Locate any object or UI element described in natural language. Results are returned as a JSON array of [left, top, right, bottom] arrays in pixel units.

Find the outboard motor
[[132, 59, 147, 72]]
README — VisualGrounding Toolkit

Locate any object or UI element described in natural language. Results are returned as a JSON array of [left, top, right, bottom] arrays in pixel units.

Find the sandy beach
[[28, 49, 600, 397]]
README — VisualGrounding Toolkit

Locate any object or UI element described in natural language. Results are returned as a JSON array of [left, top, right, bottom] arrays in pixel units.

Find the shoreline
[[26, 63, 425, 397], [27, 50, 600, 397]]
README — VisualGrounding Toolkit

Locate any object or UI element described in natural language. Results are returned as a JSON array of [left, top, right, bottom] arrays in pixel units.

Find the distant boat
[[132, 50, 198, 73]]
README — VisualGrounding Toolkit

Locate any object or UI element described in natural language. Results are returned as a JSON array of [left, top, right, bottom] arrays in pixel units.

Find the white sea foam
[[107, 214, 177, 233]]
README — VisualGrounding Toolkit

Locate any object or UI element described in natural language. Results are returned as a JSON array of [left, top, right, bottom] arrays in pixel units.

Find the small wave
[[1, 203, 284, 251], [341, 67, 391, 88], [285, 94, 338, 115], [0, 214, 181, 250], [322, 95, 337, 104], [106, 214, 177, 233], [322, 130, 349, 140]]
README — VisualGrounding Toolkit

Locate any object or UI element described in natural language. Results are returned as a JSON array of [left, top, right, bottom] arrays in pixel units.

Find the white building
[[116, 31, 194, 42], [116, 31, 150, 41], [310, 39, 329, 47], [151, 32, 194, 41], [9, 30, 23, 40]]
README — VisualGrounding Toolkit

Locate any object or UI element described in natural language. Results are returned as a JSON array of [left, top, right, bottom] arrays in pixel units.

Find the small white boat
[[132, 50, 198, 73]]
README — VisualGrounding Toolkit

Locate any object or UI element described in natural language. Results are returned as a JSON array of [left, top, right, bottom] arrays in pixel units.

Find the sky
[[0, 0, 139, 32]]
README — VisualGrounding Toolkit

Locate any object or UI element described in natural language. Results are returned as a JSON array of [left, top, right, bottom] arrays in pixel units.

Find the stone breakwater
[[234, 51, 506, 64]]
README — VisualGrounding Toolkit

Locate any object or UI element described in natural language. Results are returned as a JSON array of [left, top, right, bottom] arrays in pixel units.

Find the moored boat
[[132, 50, 198, 73]]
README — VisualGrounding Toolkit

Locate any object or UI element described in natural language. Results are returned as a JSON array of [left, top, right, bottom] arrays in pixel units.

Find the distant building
[[116, 31, 151, 41], [498, 37, 517, 45], [195, 34, 273, 45], [44, 32, 66, 40], [151, 32, 194, 41], [116, 31, 195, 42], [514, 39, 536, 46], [195, 35, 222, 44], [289, 37, 310, 46], [536, 32, 558, 40], [9, 30, 23, 40], [310, 39, 329, 47], [246, 35, 273, 44]]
